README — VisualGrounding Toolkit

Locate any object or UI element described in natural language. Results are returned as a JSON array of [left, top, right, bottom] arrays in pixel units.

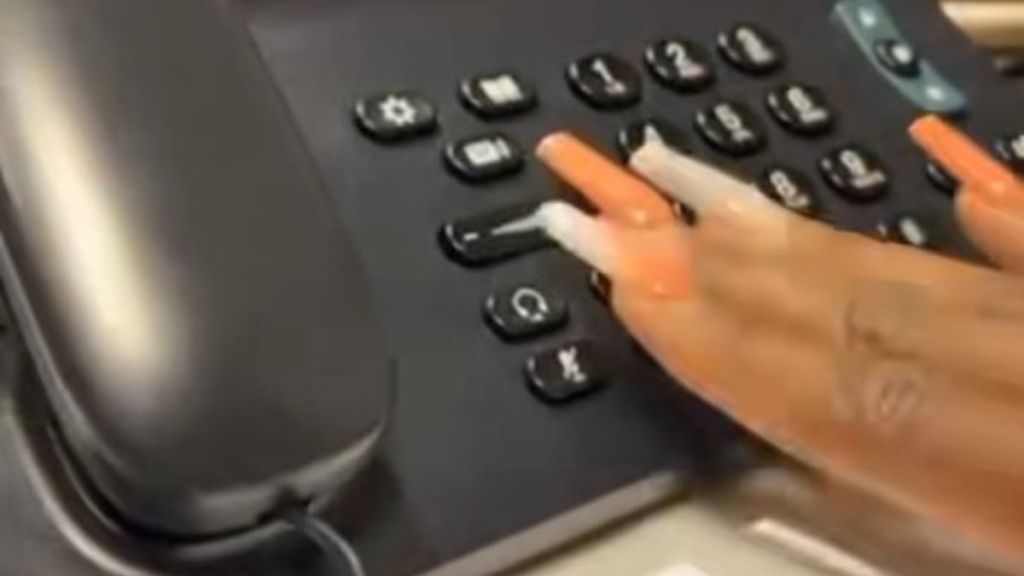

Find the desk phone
[[0, 0, 1022, 575]]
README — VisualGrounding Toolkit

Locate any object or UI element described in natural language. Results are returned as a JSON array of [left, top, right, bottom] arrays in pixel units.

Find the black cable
[[283, 508, 367, 576]]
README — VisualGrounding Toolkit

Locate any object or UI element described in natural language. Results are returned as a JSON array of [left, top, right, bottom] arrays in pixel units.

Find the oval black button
[[877, 214, 930, 248], [874, 39, 920, 78], [616, 117, 690, 161], [717, 24, 784, 75], [443, 133, 524, 183], [924, 159, 959, 196], [819, 145, 890, 202], [694, 100, 766, 157], [567, 53, 642, 109], [353, 91, 438, 143], [765, 83, 834, 137], [994, 133, 1024, 174], [758, 165, 821, 216], [459, 71, 537, 119], [644, 39, 715, 93], [484, 283, 568, 341]]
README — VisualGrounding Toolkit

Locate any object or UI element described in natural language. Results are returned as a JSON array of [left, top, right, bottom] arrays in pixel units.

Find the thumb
[[957, 191, 1024, 273]]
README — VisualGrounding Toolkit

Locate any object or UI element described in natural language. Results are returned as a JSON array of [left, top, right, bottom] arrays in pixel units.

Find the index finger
[[536, 132, 676, 228]]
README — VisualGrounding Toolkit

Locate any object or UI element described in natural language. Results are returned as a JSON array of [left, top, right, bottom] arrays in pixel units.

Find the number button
[[765, 83, 834, 136], [758, 165, 821, 216], [644, 39, 715, 93], [694, 100, 766, 157], [567, 53, 643, 109], [616, 117, 690, 161], [484, 283, 568, 341], [995, 133, 1024, 175], [877, 214, 930, 248], [717, 24, 784, 75], [819, 145, 890, 202]]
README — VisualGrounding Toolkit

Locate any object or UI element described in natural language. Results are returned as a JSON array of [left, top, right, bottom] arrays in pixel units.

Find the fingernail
[[910, 115, 1024, 210]]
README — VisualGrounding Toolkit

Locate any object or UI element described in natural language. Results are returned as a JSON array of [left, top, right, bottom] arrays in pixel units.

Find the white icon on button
[[464, 138, 512, 167], [479, 75, 525, 105], [379, 95, 417, 126], [511, 287, 550, 323], [557, 346, 588, 384]]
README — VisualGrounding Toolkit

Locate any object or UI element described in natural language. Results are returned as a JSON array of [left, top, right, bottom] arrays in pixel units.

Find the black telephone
[[0, 0, 1020, 575]]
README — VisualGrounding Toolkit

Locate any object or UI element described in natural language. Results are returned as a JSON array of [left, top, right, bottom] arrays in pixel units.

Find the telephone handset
[[0, 0, 391, 552]]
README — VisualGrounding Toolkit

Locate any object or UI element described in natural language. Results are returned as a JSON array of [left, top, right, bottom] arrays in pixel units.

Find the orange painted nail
[[909, 115, 1024, 208], [536, 132, 676, 228]]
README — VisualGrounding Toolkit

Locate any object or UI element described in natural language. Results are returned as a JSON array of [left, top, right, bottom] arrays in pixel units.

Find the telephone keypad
[[566, 53, 643, 109]]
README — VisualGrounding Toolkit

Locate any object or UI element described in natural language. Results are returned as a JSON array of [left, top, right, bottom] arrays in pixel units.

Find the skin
[[536, 134, 1024, 569]]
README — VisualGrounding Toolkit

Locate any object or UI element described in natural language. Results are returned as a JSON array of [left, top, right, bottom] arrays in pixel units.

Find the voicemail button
[[525, 340, 604, 403], [444, 132, 525, 183], [485, 283, 568, 341]]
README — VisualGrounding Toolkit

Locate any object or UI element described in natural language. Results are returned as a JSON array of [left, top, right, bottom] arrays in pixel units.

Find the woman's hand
[[534, 119, 1024, 568]]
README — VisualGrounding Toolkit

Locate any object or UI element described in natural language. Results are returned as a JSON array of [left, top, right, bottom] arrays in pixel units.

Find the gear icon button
[[378, 96, 418, 127], [354, 91, 437, 142]]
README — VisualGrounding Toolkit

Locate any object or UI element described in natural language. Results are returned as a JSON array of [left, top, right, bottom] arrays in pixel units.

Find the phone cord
[[283, 509, 367, 576]]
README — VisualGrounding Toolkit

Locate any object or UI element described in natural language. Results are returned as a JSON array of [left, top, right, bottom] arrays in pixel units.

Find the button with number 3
[[567, 53, 643, 109]]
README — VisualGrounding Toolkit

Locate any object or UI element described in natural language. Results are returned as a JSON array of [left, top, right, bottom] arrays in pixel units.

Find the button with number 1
[[567, 53, 642, 109]]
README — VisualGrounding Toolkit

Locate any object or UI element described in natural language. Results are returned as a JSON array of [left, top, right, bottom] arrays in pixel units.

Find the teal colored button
[[832, 0, 966, 114]]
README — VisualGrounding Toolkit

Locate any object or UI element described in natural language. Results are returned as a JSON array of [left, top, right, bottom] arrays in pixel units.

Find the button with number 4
[[525, 340, 604, 403], [484, 284, 568, 341], [758, 165, 820, 216], [644, 39, 715, 93], [567, 53, 642, 109]]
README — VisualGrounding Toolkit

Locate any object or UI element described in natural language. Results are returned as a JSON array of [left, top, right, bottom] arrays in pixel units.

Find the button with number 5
[[567, 53, 642, 109]]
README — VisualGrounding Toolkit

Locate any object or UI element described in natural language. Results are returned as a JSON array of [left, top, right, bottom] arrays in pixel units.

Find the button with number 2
[[645, 39, 715, 93]]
